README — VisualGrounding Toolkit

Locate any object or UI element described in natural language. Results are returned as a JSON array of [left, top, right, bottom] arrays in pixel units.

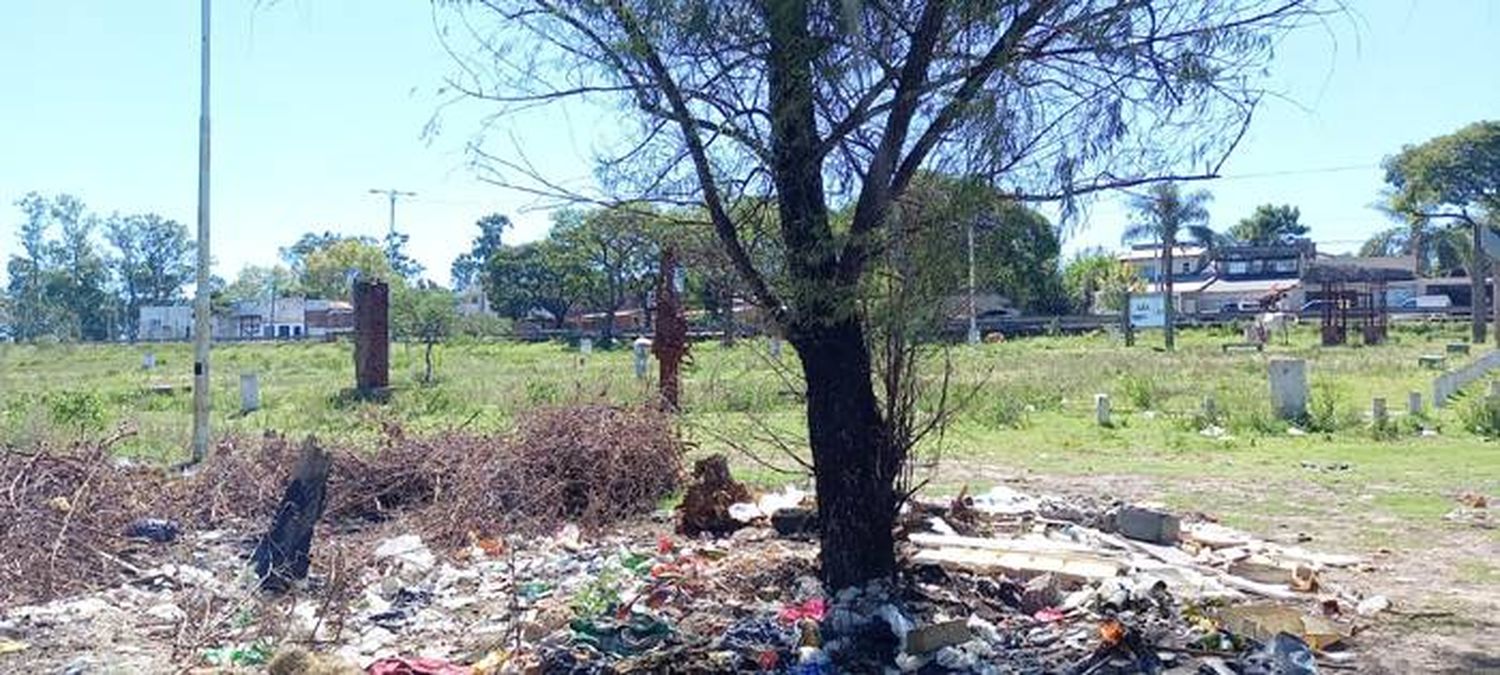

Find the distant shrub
[[44, 391, 106, 432], [1460, 394, 1500, 438], [1304, 382, 1352, 433], [1118, 373, 1158, 410]]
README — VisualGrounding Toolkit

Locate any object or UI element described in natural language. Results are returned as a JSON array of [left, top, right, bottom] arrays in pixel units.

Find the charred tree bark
[[653, 246, 688, 410], [252, 437, 332, 592]]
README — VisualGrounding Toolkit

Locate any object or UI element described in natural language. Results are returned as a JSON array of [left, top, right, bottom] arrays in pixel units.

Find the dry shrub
[[0, 433, 156, 605], [1, 405, 683, 604], [435, 405, 684, 543]]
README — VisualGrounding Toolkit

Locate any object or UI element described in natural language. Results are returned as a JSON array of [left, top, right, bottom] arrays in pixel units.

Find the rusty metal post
[[653, 247, 689, 410], [353, 280, 390, 395]]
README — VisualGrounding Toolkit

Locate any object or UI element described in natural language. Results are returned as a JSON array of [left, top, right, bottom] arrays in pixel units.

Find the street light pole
[[368, 188, 416, 235], [190, 0, 212, 463]]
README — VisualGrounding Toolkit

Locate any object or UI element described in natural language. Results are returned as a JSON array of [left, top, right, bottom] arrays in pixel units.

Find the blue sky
[[2, 1, 1497, 286]]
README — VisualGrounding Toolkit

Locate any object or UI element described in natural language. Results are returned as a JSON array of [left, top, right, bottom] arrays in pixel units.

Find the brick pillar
[[353, 280, 390, 394]]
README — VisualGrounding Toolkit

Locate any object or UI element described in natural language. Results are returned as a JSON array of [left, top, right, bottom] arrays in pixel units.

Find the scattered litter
[[122, 517, 180, 543]]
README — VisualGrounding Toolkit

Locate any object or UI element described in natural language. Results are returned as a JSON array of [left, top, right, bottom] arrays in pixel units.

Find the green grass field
[[3, 323, 1497, 520]]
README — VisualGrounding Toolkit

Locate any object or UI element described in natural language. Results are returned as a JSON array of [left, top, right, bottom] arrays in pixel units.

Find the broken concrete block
[[771, 506, 818, 539], [1114, 505, 1181, 545], [905, 619, 973, 654]]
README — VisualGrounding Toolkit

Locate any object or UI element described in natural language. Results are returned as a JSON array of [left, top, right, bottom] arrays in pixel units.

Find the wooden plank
[[911, 547, 1122, 583], [908, 532, 1101, 555]]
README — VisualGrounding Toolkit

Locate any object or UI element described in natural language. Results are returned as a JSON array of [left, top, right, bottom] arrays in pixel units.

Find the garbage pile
[[0, 458, 1388, 673]]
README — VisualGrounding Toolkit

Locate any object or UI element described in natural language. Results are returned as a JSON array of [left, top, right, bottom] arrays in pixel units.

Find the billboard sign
[[1129, 293, 1166, 328]]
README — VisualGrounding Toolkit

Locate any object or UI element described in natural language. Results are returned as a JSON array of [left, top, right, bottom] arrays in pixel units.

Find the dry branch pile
[[0, 405, 683, 605]]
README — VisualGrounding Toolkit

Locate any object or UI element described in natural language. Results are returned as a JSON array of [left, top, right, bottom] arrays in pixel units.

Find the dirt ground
[[953, 467, 1500, 674]]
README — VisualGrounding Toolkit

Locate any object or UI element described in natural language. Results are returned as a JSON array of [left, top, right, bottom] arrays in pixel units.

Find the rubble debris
[[1113, 505, 1181, 545], [906, 619, 972, 654], [252, 437, 333, 592], [1218, 603, 1350, 650], [771, 506, 819, 539], [676, 455, 753, 536]]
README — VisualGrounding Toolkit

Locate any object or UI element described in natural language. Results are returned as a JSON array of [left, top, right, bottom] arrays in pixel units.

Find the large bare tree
[[438, 0, 1323, 589]]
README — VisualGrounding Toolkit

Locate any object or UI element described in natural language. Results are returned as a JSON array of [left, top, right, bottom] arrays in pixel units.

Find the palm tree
[[1122, 183, 1213, 351]]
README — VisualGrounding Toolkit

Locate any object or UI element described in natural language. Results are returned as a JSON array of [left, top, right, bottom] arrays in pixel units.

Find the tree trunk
[[423, 340, 434, 384], [1473, 221, 1487, 344], [789, 316, 896, 590], [1163, 240, 1176, 351]]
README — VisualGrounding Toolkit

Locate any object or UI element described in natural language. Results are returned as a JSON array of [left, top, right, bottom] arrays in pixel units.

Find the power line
[[1212, 163, 1379, 181]]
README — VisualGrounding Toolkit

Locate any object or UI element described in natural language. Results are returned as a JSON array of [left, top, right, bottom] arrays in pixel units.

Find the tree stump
[[251, 437, 332, 592]]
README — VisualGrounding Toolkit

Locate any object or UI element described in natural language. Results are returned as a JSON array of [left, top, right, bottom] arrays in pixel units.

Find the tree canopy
[[441, 0, 1322, 590], [1228, 204, 1308, 245]]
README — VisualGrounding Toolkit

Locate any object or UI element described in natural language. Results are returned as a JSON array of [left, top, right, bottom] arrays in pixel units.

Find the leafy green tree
[[486, 240, 580, 327], [1228, 204, 1308, 245], [1063, 249, 1143, 314], [896, 174, 1066, 316], [444, 0, 1316, 590], [383, 229, 425, 281], [1385, 121, 1500, 342], [553, 206, 661, 346], [5, 193, 113, 340], [452, 213, 511, 291], [105, 213, 195, 339], [1122, 183, 1213, 351], [300, 238, 398, 301], [393, 282, 458, 384], [222, 265, 301, 304]]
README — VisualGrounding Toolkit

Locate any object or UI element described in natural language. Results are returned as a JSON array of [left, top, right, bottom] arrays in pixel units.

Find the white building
[[138, 305, 194, 341]]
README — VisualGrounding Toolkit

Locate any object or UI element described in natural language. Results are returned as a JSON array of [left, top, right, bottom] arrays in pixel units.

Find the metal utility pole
[[190, 0, 212, 463], [966, 220, 979, 345], [368, 188, 416, 234]]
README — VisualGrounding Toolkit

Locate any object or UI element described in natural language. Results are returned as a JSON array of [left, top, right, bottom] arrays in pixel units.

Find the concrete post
[[1371, 397, 1387, 426], [240, 373, 260, 413], [1094, 393, 1112, 426], [352, 280, 390, 394], [579, 337, 593, 355], [1268, 358, 1308, 421], [632, 336, 651, 379], [142, 352, 156, 370], [1408, 391, 1423, 416], [1201, 396, 1217, 420], [769, 335, 783, 360]]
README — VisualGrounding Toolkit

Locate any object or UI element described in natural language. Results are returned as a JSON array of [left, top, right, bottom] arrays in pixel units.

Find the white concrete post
[[1094, 393, 1112, 426], [142, 352, 156, 370], [632, 336, 651, 379], [579, 337, 593, 355], [769, 336, 783, 360], [1408, 391, 1423, 416], [1268, 358, 1308, 421], [240, 372, 260, 413]]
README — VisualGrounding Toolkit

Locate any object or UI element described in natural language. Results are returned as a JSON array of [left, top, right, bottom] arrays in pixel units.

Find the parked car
[[1398, 294, 1453, 309], [1219, 300, 1264, 314]]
